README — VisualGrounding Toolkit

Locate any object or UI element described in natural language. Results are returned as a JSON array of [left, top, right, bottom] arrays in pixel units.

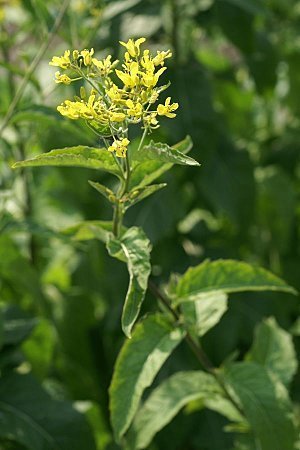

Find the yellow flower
[[57, 100, 82, 119], [144, 112, 159, 128], [141, 66, 167, 88], [49, 50, 71, 69], [54, 72, 73, 85], [109, 111, 126, 122], [126, 99, 143, 118], [119, 37, 146, 58], [157, 97, 179, 118], [116, 61, 139, 88], [108, 138, 130, 158], [92, 55, 119, 76], [78, 48, 94, 66], [106, 83, 125, 103], [152, 50, 172, 66]]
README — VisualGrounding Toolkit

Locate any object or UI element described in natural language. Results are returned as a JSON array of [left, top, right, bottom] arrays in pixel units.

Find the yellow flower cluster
[[50, 38, 179, 158]]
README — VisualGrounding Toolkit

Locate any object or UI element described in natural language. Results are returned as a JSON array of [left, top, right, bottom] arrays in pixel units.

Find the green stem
[[137, 127, 148, 152], [148, 280, 245, 419], [0, 0, 71, 137]]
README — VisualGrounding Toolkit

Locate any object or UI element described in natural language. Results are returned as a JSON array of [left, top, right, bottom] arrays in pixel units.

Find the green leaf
[[0, 372, 96, 450], [106, 227, 152, 337], [247, 317, 297, 386], [109, 313, 186, 442], [127, 370, 241, 449], [12, 146, 121, 177], [133, 140, 200, 166], [223, 362, 297, 450], [88, 180, 116, 203], [63, 220, 119, 243], [181, 293, 228, 337], [3, 306, 38, 347], [122, 183, 167, 210], [175, 259, 297, 304], [130, 136, 193, 189]]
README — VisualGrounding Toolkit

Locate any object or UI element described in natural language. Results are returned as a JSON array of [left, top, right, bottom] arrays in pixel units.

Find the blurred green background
[[1, 0, 300, 449]]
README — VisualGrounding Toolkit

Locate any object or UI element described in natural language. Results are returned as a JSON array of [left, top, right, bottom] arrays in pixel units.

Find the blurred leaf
[[129, 136, 193, 189], [133, 140, 199, 166], [109, 313, 186, 442], [246, 317, 297, 386], [22, 318, 55, 379], [215, 0, 255, 54], [127, 370, 241, 449], [175, 259, 297, 304], [106, 227, 151, 337], [12, 146, 121, 178], [181, 293, 228, 337], [0, 372, 96, 450], [223, 362, 297, 450], [2, 306, 38, 348], [63, 220, 117, 243]]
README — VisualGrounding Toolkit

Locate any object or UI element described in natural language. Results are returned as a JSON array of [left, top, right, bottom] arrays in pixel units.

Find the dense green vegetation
[[1, 1, 300, 449]]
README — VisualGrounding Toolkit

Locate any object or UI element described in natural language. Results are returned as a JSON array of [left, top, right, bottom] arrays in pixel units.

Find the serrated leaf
[[12, 146, 121, 177], [130, 135, 193, 189], [175, 259, 297, 304], [133, 140, 200, 166], [0, 372, 96, 450], [223, 362, 297, 450], [106, 227, 151, 337], [122, 183, 167, 210], [127, 370, 242, 449], [109, 314, 186, 442], [247, 317, 297, 386], [63, 220, 116, 243], [181, 293, 228, 337]]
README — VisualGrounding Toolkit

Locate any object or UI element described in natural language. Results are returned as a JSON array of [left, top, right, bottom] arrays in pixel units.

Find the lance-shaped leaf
[[12, 146, 121, 177], [130, 135, 193, 189], [175, 259, 297, 304], [247, 317, 298, 387], [133, 140, 200, 166], [181, 292, 228, 337], [0, 371, 96, 450], [109, 314, 186, 442], [122, 183, 167, 210], [106, 227, 152, 337], [223, 362, 297, 450], [127, 370, 243, 449], [88, 180, 116, 203]]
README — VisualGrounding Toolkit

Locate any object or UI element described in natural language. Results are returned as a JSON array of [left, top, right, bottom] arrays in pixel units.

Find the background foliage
[[1, 0, 300, 449]]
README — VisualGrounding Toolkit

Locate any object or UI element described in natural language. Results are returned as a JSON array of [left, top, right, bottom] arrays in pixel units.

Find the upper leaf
[[133, 140, 200, 166], [130, 135, 193, 189], [175, 259, 297, 304], [0, 371, 96, 450], [12, 146, 121, 177], [109, 313, 186, 442], [247, 317, 298, 387], [223, 362, 297, 450], [106, 227, 151, 337], [127, 370, 242, 449]]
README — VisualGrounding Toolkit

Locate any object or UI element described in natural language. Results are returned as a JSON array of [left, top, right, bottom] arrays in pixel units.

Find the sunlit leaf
[[247, 317, 297, 386], [175, 259, 297, 304], [109, 314, 185, 442], [12, 146, 121, 178], [106, 227, 151, 337]]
